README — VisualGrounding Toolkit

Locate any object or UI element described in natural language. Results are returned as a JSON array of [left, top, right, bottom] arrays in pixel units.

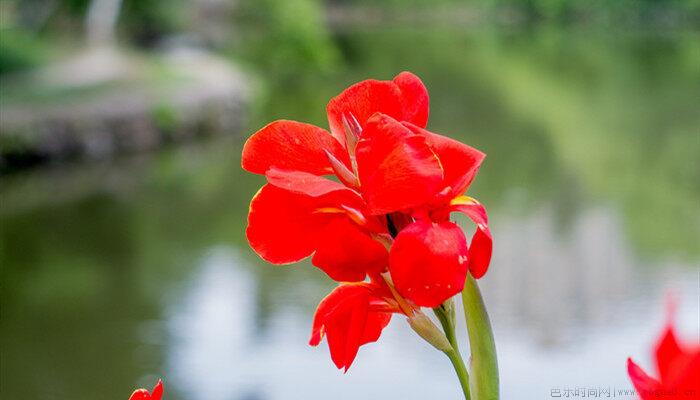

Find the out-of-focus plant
[[0, 27, 48, 75], [119, 0, 186, 47], [3, 0, 186, 48], [234, 0, 339, 79]]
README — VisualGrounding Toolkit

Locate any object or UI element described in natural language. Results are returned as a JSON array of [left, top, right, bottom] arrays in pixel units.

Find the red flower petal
[[451, 198, 493, 279], [356, 113, 443, 215], [628, 309, 700, 398], [128, 380, 162, 400], [265, 167, 361, 199], [326, 72, 430, 144], [674, 353, 700, 392], [309, 283, 393, 371], [655, 325, 684, 382], [389, 220, 468, 308], [361, 312, 392, 344], [312, 218, 388, 282], [404, 123, 485, 195], [128, 390, 151, 400], [327, 80, 401, 144], [246, 184, 335, 264], [393, 71, 430, 129], [627, 358, 661, 400], [242, 120, 350, 176], [468, 227, 492, 279], [653, 324, 700, 391], [150, 380, 163, 400]]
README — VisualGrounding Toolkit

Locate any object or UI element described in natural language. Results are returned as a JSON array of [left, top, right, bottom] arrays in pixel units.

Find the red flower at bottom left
[[129, 380, 163, 400]]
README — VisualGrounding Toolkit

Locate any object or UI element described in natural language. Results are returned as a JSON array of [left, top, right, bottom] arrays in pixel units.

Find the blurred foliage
[[233, 0, 339, 79], [0, 28, 49, 74], [338, 0, 700, 24], [487, 0, 700, 23], [119, 0, 187, 46], [7, 0, 180, 50], [1, 0, 698, 77]]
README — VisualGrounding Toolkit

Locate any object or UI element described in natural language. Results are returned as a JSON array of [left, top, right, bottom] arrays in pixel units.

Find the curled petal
[[242, 120, 350, 176], [309, 283, 393, 371], [404, 123, 485, 195], [450, 197, 492, 279], [627, 358, 660, 400], [312, 219, 388, 282], [389, 220, 468, 308], [326, 72, 430, 144], [246, 184, 336, 264], [356, 114, 443, 215]]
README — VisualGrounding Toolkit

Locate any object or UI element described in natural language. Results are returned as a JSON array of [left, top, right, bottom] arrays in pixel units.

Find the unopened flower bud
[[407, 311, 452, 352]]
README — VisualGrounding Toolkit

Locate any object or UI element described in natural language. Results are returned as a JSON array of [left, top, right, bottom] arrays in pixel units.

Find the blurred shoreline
[[0, 46, 250, 173]]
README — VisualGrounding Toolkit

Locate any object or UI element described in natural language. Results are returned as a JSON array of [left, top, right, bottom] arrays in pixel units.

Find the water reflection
[[168, 248, 261, 400]]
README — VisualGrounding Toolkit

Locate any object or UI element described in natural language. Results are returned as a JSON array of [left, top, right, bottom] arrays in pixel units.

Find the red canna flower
[[309, 280, 403, 371], [243, 72, 493, 369], [129, 379, 163, 400], [627, 314, 700, 399], [242, 72, 444, 283]]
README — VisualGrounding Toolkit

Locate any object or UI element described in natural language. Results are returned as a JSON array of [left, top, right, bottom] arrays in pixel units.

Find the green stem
[[434, 305, 471, 400], [462, 273, 499, 400]]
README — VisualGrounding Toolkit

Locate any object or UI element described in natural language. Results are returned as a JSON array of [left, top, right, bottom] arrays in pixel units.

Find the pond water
[[1, 28, 699, 400]]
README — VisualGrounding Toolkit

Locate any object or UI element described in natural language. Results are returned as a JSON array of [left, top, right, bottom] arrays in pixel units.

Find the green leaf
[[462, 273, 499, 399]]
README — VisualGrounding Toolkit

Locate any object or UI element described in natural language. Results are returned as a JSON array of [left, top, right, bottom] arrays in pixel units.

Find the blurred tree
[[119, 0, 186, 47], [0, 27, 48, 74], [234, 0, 339, 79]]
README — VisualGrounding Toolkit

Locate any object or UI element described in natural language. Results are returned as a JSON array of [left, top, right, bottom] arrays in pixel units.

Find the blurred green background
[[1, 1, 699, 399]]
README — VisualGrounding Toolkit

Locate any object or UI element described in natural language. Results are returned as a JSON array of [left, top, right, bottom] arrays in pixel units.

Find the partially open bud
[[441, 298, 456, 326], [407, 311, 453, 352], [342, 112, 362, 153], [325, 149, 359, 188], [342, 113, 362, 174]]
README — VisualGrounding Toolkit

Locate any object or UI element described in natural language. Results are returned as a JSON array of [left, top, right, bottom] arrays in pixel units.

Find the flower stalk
[[435, 301, 471, 400]]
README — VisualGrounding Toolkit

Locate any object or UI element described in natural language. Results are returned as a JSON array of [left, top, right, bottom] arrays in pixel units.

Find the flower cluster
[[627, 312, 699, 399], [243, 72, 492, 370]]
